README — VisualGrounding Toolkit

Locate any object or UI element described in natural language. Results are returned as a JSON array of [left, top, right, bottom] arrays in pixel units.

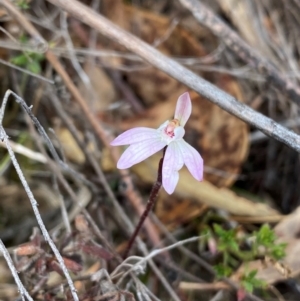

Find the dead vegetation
[[0, 0, 299, 300]]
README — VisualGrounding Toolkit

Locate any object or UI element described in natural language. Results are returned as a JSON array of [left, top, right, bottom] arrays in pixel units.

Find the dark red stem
[[123, 147, 166, 259]]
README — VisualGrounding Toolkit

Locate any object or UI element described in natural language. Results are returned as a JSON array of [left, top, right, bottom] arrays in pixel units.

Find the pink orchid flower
[[110, 92, 203, 194]]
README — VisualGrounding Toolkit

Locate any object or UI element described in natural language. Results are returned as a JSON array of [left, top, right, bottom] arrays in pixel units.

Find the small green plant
[[253, 224, 286, 260], [240, 270, 266, 293], [17, 0, 30, 10], [213, 224, 239, 253], [210, 223, 286, 293], [214, 263, 233, 278], [11, 52, 44, 74]]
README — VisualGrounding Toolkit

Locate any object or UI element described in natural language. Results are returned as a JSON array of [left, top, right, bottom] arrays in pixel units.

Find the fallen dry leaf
[[131, 153, 278, 217], [78, 62, 117, 113], [102, 3, 208, 106], [56, 128, 85, 164], [155, 194, 208, 229], [274, 206, 300, 239], [55, 127, 97, 164]]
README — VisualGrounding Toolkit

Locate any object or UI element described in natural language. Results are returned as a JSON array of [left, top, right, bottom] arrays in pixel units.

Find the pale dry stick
[[7, 82, 149, 282], [60, 12, 95, 94], [26, 4, 60, 33], [0, 239, 33, 301], [251, 117, 300, 143], [43, 0, 300, 153], [210, 291, 224, 301], [230, 215, 283, 224], [52, 45, 224, 65], [0, 0, 47, 52], [115, 236, 202, 286], [52, 176, 72, 234], [178, 0, 300, 107], [150, 213, 214, 274], [0, 88, 96, 191], [0, 57, 54, 84], [134, 279, 161, 301], [191, 64, 265, 81], [179, 281, 229, 291], [0, 39, 44, 52], [0, 139, 47, 163], [0, 25, 19, 44], [152, 17, 179, 48], [0, 38, 224, 66], [0, 126, 79, 301]]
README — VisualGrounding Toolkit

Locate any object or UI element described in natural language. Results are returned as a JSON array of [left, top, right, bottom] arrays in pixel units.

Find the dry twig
[[0, 90, 80, 301], [178, 0, 300, 107], [0, 239, 33, 301], [43, 0, 300, 153]]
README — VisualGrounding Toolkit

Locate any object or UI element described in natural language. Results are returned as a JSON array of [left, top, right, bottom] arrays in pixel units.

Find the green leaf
[[241, 269, 266, 293], [214, 263, 232, 278], [248, 269, 257, 279], [28, 61, 41, 74], [17, 0, 30, 9], [242, 281, 253, 293], [256, 224, 276, 246], [213, 224, 225, 236], [11, 54, 28, 66], [270, 243, 287, 260]]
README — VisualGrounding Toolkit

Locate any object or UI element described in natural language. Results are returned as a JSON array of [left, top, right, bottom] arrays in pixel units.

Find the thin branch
[[60, 12, 95, 96], [178, 0, 300, 107], [0, 239, 33, 301], [0, 91, 79, 301], [0, 139, 47, 163], [179, 281, 229, 291], [0, 58, 54, 84], [52, 176, 72, 234], [116, 236, 203, 286], [44, 0, 300, 153]]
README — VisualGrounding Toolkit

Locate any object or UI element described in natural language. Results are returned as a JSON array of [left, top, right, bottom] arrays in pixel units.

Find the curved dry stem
[[0, 239, 33, 301], [0, 90, 79, 301]]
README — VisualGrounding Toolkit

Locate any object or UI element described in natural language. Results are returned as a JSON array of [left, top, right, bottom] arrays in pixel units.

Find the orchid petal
[[117, 138, 166, 169], [162, 142, 184, 194], [174, 92, 192, 127], [178, 140, 203, 181], [173, 126, 185, 140], [111, 127, 160, 146]]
